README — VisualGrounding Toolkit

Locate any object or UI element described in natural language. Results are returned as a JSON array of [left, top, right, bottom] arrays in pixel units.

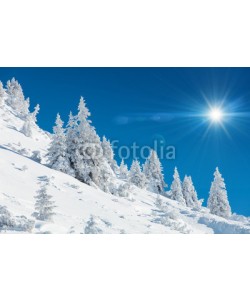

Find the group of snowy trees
[[1, 78, 231, 219], [170, 167, 201, 209], [122, 150, 166, 193], [47, 97, 115, 191], [0, 78, 40, 137], [46, 95, 232, 218], [169, 167, 231, 218], [0, 205, 34, 232], [47, 97, 166, 195]]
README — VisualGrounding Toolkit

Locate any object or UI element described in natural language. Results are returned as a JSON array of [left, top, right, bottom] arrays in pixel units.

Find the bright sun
[[209, 108, 223, 122]]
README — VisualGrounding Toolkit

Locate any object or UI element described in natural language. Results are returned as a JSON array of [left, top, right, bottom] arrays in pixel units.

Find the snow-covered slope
[[1, 101, 250, 234], [0, 101, 50, 160]]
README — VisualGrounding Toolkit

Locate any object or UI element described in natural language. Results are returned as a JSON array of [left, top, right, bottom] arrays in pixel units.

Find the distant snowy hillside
[[0, 79, 250, 233]]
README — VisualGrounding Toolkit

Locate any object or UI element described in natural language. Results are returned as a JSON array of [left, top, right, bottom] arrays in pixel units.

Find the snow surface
[[1, 102, 250, 234]]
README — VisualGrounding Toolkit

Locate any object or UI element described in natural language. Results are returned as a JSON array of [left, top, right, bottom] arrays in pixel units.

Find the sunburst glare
[[209, 107, 224, 123]]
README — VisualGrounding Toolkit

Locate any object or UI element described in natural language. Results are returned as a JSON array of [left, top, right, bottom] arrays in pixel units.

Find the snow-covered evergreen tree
[[21, 115, 33, 137], [6, 78, 25, 103], [6, 78, 30, 117], [47, 113, 72, 174], [170, 167, 186, 205], [0, 81, 4, 106], [33, 180, 56, 221], [66, 100, 91, 182], [84, 215, 103, 234], [0, 205, 13, 230], [129, 160, 147, 188], [207, 167, 232, 218], [73, 97, 102, 183], [143, 150, 166, 193], [119, 159, 129, 180], [66, 97, 112, 189], [182, 176, 201, 208], [101, 136, 118, 172]]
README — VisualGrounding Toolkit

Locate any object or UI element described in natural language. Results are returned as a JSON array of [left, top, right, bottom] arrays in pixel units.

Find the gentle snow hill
[[1, 103, 250, 233]]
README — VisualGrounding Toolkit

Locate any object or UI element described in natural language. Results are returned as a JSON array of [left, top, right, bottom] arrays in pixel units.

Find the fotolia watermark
[[81, 140, 176, 160], [111, 140, 175, 160]]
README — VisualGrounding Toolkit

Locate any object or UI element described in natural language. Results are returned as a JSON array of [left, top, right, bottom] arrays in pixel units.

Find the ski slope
[[1, 101, 250, 234]]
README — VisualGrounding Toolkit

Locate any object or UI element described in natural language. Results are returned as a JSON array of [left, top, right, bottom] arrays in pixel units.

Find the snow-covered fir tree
[[0, 81, 4, 106], [207, 167, 232, 218], [101, 136, 118, 172], [4, 78, 40, 122], [84, 215, 103, 234], [170, 167, 186, 205], [6, 78, 30, 117], [0, 205, 13, 230], [129, 160, 147, 188], [47, 113, 72, 174], [66, 97, 113, 189], [19, 102, 40, 137], [66, 98, 93, 182], [182, 176, 201, 208], [119, 159, 129, 180], [33, 180, 56, 221], [143, 150, 166, 194], [6, 78, 25, 104], [21, 115, 33, 137]]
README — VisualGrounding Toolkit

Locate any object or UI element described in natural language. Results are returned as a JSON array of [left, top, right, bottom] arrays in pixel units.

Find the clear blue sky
[[0, 68, 250, 216]]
